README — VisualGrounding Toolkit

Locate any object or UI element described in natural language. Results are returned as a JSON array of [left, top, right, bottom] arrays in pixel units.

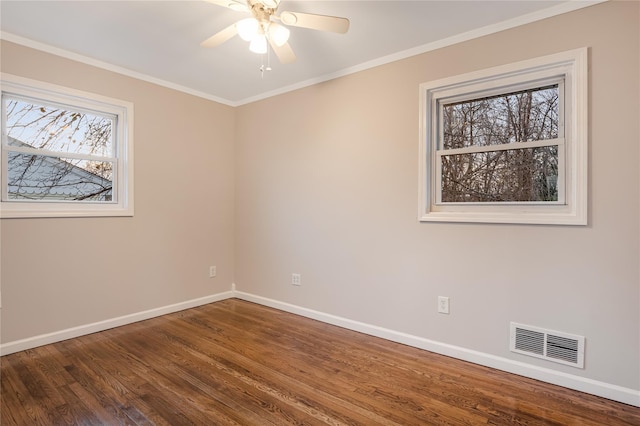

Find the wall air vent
[[510, 322, 585, 368]]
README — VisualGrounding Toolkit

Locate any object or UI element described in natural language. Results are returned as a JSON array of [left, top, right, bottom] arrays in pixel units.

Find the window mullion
[[4, 145, 116, 163], [438, 138, 563, 156]]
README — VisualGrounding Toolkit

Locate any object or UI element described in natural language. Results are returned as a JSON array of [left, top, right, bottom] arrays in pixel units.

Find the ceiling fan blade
[[200, 24, 238, 48], [278, 11, 350, 34], [269, 39, 296, 64], [204, 0, 249, 12]]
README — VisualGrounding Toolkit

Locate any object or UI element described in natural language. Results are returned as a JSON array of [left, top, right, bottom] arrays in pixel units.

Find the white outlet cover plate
[[438, 296, 450, 314]]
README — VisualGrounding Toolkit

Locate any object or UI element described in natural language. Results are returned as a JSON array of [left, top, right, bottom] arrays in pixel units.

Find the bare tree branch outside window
[[440, 85, 559, 202]]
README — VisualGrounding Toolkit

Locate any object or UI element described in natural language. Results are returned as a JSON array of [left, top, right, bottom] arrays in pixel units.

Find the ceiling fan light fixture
[[269, 23, 290, 47], [249, 34, 268, 54], [202, 0, 350, 66], [236, 18, 259, 41]]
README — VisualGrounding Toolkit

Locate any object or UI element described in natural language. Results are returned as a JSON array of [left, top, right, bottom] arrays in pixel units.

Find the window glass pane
[[441, 146, 558, 202], [7, 152, 113, 201], [442, 85, 559, 149], [4, 97, 113, 157]]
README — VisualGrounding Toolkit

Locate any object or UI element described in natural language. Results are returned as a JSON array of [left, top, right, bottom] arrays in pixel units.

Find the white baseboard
[[234, 291, 640, 408], [0, 291, 234, 356]]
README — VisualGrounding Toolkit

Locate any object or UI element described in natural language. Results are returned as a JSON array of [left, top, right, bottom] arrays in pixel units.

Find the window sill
[[0, 202, 134, 219]]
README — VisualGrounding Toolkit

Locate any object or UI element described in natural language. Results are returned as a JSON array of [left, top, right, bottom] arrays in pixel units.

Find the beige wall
[[235, 1, 640, 390], [1, 0, 638, 396], [0, 40, 236, 341]]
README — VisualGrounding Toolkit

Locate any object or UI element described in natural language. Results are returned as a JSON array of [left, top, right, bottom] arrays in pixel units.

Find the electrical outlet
[[209, 266, 217, 278], [438, 296, 450, 314], [292, 273, 301, 286]]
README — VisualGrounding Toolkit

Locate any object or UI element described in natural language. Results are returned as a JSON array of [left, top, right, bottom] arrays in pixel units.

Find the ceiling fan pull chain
[[259, 46, 272, 78]]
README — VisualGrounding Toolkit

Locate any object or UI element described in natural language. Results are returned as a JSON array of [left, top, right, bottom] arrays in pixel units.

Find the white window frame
[[418, 48, 587, 225], [0, 73, 134, 218]]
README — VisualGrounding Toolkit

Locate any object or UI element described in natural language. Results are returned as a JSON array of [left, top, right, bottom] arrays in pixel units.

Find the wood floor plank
[[175, 304, 449, 424], [135, 320, 357, 425], [2, 298, 639, 425], [1, 355, 54, 425], [193, 303, 530, 424], [153, 313, 396, 424]]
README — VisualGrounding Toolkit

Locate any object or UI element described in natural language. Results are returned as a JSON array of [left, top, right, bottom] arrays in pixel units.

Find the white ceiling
[[1, 1, 599, 106]]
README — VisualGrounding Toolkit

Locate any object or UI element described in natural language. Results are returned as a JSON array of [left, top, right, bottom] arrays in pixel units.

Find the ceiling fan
[[201, 0, 350, 64]]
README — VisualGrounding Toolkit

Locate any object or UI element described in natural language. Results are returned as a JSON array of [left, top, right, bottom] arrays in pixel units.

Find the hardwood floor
[[2, 299, 639, 425]]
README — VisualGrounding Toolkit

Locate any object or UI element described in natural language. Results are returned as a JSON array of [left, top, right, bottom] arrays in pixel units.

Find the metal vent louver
[[514, 327, 544, 355], [510, 322, 585, 368]]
